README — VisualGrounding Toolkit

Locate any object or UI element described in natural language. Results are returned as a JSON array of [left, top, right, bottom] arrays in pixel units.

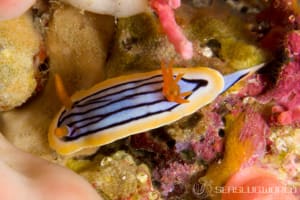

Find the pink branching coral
[[150, 0, 193, 59]]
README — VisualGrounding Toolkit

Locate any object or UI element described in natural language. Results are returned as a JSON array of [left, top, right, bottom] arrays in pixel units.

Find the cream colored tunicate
[[0, 13, 40, 111], [61, 0, 149, 17]]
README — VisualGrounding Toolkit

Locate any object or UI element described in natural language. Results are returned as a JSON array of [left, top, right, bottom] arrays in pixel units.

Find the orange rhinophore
[[54, 74, 73, 110]]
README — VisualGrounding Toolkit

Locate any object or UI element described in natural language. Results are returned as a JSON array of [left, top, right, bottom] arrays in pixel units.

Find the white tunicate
[[61, 0, 150, 17], [201, 46, 213, 58]]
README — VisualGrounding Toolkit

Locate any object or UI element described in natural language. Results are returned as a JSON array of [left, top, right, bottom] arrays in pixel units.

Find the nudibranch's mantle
[[49, 68, 224, 155]]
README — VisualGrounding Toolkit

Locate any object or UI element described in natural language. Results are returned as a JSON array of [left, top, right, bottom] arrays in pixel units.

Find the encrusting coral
[[0, 13, 42, 111], [67, 151, 161, 200]]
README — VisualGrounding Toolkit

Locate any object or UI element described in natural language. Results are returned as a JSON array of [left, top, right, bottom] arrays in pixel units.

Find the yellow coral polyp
[[161, 61, 192, 104]]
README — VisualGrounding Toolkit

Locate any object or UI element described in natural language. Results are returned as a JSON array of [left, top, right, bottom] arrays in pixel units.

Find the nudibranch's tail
[[54, 74, 73, 110], [222, 63, 265, 93], [161, 61, 192, 103]]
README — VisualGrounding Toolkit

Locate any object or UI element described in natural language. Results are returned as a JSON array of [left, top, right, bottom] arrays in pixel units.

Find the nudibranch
[[49, 64, 224, 155]]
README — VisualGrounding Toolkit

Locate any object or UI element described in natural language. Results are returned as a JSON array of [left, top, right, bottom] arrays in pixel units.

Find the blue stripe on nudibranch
[[75, 75, 163, 106], [58, 76, 207, 141], [48, 67, 225, 155]]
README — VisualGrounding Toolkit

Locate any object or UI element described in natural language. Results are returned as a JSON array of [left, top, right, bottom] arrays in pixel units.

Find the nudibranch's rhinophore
[[49, 66, 224, 155]]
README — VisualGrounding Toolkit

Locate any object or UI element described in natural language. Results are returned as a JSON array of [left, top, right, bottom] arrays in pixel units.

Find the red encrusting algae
[[191, 110, 224, 162], [198, 106, 271, 199], [260, 31, 300, 126], [153, 162, 199, 197], [257, 0, 300, 52]]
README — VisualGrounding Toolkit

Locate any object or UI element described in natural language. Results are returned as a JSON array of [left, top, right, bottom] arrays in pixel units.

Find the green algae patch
[[106, 5, 268, 78], [106, 13, 168, 77], [219, 38, 267, 69], [190, 14, 268, 70], [190, 16, 245, 43]]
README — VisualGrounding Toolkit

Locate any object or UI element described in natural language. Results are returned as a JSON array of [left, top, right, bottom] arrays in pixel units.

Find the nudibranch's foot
[[161, 61, 192, 103]]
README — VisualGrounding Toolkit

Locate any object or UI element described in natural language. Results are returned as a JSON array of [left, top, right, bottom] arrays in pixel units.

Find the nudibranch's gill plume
[[162, 61, 192, 103], [49, 66, 224, 155]]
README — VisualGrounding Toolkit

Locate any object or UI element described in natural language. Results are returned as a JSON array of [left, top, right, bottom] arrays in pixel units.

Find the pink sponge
[[150, 0, 193, 59]]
